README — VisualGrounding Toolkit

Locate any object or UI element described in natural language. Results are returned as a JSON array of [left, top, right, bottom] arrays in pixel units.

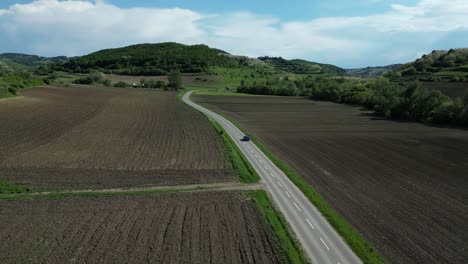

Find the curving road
[[183, 91, 362, 264]]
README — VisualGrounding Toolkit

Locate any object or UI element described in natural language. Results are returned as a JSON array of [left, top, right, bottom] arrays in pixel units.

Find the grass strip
[[0, 181, 33, 194], [0, 186, 212, 201], [201, 106, 386, 264], [248, 190, 309, 264], [207, 117, 260, 183], [179, 89, 260, 184]]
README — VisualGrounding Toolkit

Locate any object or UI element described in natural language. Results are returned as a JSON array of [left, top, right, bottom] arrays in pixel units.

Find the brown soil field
[[420, 81, 468, 98], [194, 94, 468, 264], [0, 86, 234, 190], [0, 191, 286, 264]]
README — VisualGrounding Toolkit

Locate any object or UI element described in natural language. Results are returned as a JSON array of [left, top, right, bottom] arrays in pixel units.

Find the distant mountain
[[346, 64, 402, 77], [0, 53, 68, 67], [392, 48, 468, 81], [61, 42, 238, 75], [257, 56, 345, 75]]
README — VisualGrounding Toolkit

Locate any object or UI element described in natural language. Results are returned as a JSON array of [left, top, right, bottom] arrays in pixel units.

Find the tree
[[168, 69, 182, 91]]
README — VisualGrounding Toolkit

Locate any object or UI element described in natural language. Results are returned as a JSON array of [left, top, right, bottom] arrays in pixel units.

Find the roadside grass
[[0, 186, 212, 201], [178, 89, 259, 184], [248, 190, 309, 264], [0, 181, 33, 194], [204, 109, 386, 264], [208, 117, 260, 183]]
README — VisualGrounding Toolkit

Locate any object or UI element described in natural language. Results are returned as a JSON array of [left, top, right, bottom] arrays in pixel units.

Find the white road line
[[277, 181, 283, 187], [320, 237, 330, 251], [259, 160, 264, 164], [270, 172, 276, 178], [293, 202, 301, 211], [254, 154, 258, 158], [263, 165, 268, 170], [306, 218, 315, 230], [285, 191, 291, 198]]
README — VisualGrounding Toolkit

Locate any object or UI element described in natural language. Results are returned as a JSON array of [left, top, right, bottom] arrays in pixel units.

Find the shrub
[[8, 87, 18, 95]]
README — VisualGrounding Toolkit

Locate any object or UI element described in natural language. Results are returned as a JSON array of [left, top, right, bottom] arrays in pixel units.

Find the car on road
[[241, 135, 251, 141]]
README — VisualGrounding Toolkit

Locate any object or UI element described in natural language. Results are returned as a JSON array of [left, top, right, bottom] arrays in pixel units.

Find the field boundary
[[0, 181, 265, 201], [195, 100, 386, 264], [248, 190, 309, 264]]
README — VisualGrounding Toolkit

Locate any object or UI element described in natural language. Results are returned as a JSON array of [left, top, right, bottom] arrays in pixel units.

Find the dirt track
[[0, 191, 285, 264], [0, 86, 234, 190], [194, 94, 468, 264]]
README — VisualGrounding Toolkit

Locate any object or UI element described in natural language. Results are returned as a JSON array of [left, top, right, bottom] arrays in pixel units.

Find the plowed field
[[0, 191, 285, 264], [194, 94, 468, 264], [0, 86, 234, 189]]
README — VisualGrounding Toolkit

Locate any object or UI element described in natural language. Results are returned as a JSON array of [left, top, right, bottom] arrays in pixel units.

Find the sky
[[0, 0, 467, 68]]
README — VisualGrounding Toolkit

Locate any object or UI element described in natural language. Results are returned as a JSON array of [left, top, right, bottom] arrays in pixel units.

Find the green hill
[[0, 58, 29, 76], [61, 42, 239, 75], [257, 56, 345, 75], [393, 48, 468, 81], [346, 64, 402, 77], [0, 53, 68, 67]]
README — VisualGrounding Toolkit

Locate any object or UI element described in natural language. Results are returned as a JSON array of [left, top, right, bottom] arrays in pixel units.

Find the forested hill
[[390, 48, 468, 81], [60, 42, 239, 75], [257, 56, 345, 75], [346, 64, 402, 77]]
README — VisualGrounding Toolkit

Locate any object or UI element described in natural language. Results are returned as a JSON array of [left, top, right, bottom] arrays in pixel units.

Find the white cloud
[[0, 0, 467, 67]]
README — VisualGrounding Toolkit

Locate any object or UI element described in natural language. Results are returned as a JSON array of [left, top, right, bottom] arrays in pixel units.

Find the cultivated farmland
[[194, 94, 468, 264], [0, 191, 286, 264], [0, 86, 234, 190]]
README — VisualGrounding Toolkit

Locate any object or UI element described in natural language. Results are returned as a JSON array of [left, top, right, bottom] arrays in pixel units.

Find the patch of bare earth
[[0, 86, 235, 190], [0, 191, 285, 264]]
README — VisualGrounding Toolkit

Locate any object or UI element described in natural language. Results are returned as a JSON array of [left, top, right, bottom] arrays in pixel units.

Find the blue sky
[[0, 0, 467, 68]]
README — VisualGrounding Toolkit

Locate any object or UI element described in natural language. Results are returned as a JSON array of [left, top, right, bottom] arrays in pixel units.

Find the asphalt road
[[183, 91, 362, 264]]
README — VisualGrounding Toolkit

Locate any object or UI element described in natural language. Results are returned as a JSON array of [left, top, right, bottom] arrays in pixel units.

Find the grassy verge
[[204, 109, 386, 263], [248, 190, 309, 264], [0, 181, 33, 194], [0, 186, 212, 201], [179, 89, 259, 184], [208, 117, 260, 183]]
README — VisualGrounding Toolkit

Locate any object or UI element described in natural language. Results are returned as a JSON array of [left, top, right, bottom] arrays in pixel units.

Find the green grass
[[208, 117, 260, 183], [248, 190, 309, 264], [0, 181, 33, 194], [205, 110, 386, 264], [177, 89, 259, 183], [0, 186, 212, 201]]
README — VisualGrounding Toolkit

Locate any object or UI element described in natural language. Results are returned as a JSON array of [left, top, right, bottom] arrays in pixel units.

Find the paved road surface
[[183, 91, 362, 264]]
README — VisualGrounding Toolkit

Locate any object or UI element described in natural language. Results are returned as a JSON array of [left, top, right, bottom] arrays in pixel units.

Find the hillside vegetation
[[346, 64, 401, 77], [388, 48, 468, 81], [0, 53, 68, 67], [59, 42, 239, 75], [258, 56, 344, 75], [0, 58, 46, 99]]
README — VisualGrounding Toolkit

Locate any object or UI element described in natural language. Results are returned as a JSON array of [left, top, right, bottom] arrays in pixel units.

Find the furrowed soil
[[194, 94, 468, 264], [0, 86, 234, 190], [0, 191, 286, 264]]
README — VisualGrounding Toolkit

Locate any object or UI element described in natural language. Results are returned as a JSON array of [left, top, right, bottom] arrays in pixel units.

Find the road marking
[[293, 202, 301, 211], [320, 237, 330, 250], [277, 181, 283, 187], [263, 165, 268, 170], [270, 172, 276, 178], [259, 160, 263, 164], [254, 154, 258, 158], [285, 191, 291, 198], [306, 218, 315, 230]]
